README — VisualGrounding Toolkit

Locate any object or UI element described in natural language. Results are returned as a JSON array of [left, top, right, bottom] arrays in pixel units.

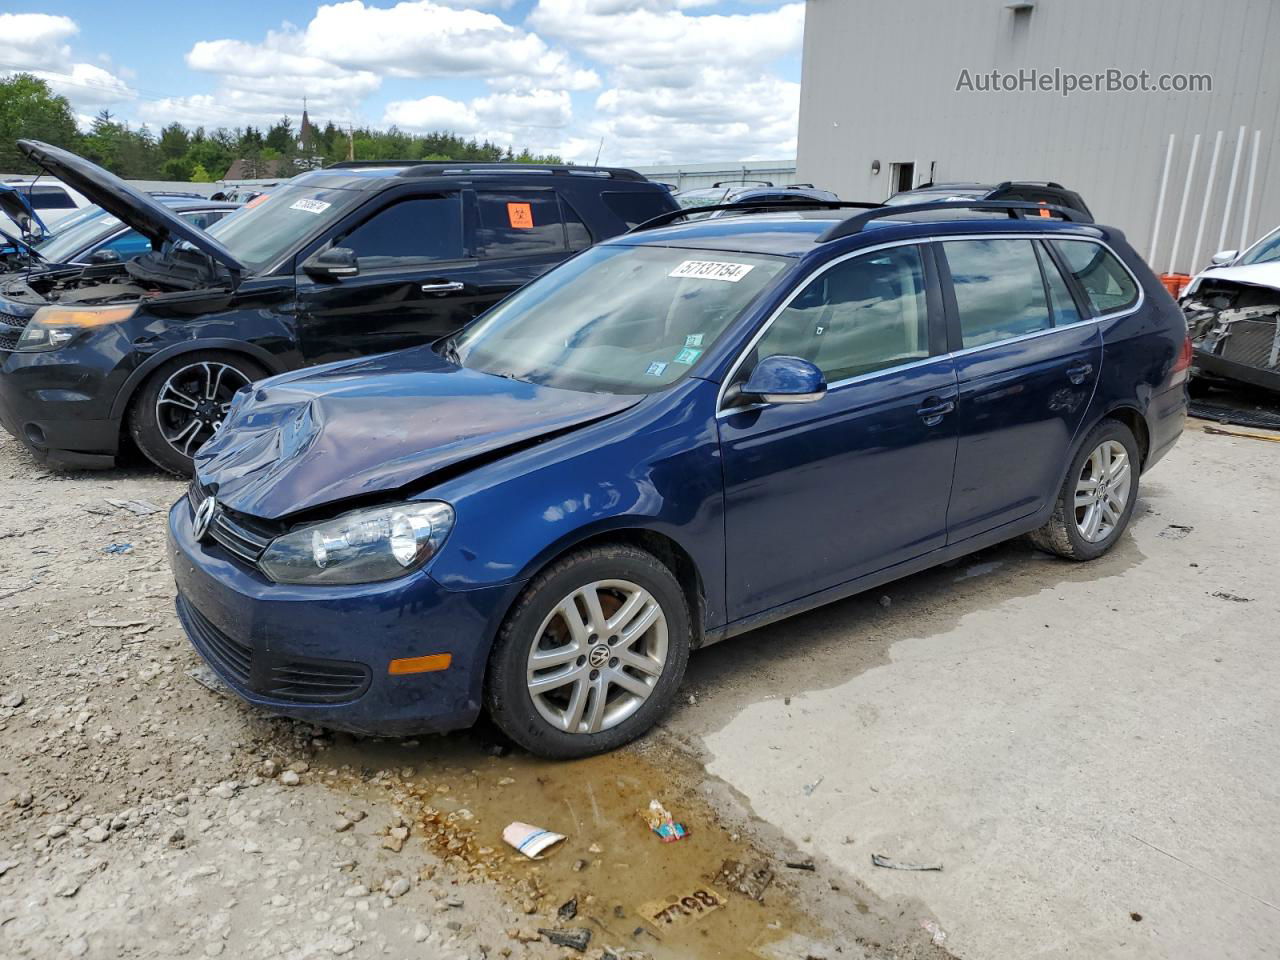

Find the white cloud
[[383, 88, 572, 153], [0, 12, 77, 70], [300, 1, 597, 89], [0, 12, 135, 109]]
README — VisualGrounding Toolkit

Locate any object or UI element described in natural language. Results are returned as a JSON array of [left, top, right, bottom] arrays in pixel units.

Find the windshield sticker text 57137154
[[290, 198, 332, 215], [668, 260, 755, 282]]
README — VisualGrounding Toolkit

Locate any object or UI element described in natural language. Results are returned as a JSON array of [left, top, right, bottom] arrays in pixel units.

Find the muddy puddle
[[320, 731, 841, 960]]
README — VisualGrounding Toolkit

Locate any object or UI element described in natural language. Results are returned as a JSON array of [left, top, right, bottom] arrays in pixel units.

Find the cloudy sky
[[2, 0, 805, 165]]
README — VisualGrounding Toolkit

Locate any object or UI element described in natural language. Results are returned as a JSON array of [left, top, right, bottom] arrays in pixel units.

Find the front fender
[[427, 379, 729, 630]]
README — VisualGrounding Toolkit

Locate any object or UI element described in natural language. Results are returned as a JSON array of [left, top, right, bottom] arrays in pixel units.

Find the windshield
[[675, 187, 731, 209], [34, 208, 119, 261], [450, 243, 790, 394], [1238, 226, 1280, 266], [205, 182, 364, 272]]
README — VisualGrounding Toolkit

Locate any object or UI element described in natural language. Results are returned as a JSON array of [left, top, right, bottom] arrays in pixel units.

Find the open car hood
[[194, 347, 641, 520], [1193, 262, 1280, 293], [17, 140, 245, 280], [0, 185, 49, 241]]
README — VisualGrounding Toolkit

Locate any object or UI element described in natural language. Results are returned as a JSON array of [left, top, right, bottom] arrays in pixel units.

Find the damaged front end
[[1184, 278, 1280, 393]]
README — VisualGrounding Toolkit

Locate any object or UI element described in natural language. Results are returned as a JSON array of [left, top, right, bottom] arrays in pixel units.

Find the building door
[[891, 162, 915, 194]]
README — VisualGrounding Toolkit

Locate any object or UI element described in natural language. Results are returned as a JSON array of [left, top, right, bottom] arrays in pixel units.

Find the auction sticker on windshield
[[290, 198, 332, 215], [668, 260, 754, 282]]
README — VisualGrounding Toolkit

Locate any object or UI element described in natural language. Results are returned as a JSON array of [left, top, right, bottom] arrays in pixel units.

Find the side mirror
[[302, 246, 359, 280], [1210, 249, 1238, 266], [736, 355, 827, 405], [89, 248, 121, 264]]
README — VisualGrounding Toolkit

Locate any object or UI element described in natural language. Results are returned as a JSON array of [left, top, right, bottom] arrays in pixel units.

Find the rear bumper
[[167, 498, 525, 737], [1144, 378, 1188, 472]]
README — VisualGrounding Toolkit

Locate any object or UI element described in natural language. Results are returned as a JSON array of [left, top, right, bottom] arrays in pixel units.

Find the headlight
[[16, 304, 137, 352], [259, 501, 454, 585]]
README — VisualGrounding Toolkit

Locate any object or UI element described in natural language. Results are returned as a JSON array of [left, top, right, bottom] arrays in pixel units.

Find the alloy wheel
[[154, 361, 250, 458], [1074, 439, 1132, 543], [526, 579, 669, 735]]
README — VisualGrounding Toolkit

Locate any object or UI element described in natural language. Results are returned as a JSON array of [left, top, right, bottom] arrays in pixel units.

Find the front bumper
[[167, 498, 524, 736], [0, 348, 121, 468], [1192, 347, 1280, 394]]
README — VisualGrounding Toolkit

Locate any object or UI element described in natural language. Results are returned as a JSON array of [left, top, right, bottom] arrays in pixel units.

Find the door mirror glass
[[741, 355, 826, 404], [1210, 249, 1238, 265], [303, 246, 359, 280], [88, 248, 121, 264]]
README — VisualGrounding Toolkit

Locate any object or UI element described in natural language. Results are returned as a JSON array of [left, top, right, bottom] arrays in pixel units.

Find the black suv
[[0, 141, 676, 474], [887, 181, 1093, 220]]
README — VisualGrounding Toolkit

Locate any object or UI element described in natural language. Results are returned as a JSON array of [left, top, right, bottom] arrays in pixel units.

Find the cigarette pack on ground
[[502, 821, 566, 859], [642, 799, 689, 842]]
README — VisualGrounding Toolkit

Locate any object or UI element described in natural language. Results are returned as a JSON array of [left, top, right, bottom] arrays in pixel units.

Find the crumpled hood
[[194, 347, 641, 520], [1193, 262, 1280, 292]]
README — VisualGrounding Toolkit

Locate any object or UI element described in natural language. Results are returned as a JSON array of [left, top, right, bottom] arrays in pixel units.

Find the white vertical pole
[[1168, 133, 1200, 275], [1191, 130, 1223, 273], [1239, 129, 1262, 252], [1149, 134, 1176, 265], [1217, 125, 1246, 254]]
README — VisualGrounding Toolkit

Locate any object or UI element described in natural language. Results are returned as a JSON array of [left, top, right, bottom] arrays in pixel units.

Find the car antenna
[[593, 137, 604, 167]]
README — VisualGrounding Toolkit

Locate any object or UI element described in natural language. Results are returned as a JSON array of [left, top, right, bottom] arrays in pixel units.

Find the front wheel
[[485, 545, 691, 759], [127, 352, 266, 476], [1030, 419, 1140, 561]]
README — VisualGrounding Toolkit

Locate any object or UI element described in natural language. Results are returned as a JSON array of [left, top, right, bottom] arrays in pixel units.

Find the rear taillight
[[1173, 334, 1193, 374]]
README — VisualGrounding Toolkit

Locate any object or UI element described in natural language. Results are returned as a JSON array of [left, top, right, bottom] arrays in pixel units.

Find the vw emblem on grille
[[193, 496, 219, 543]]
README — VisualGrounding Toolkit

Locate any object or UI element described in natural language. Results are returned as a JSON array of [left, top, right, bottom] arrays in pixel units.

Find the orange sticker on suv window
[[507, 202, 534, 229]]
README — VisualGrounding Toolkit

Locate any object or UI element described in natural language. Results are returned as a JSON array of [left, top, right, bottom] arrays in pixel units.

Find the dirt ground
[[0, 429, 948, 960]]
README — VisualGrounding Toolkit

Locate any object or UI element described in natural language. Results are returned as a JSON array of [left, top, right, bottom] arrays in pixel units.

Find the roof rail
[[325, 160, 647, 182], [629, 199, 883, 234], [817, 200, 1083, 243]]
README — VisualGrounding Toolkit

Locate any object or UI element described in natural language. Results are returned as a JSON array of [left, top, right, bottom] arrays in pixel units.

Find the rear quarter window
[[603, 191, 675, 229], [1048, 240, 1139, 315]]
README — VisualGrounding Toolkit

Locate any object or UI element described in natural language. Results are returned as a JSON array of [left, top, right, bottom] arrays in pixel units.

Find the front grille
[[1217, 316, 1280, 370], [0, 312, 27, 351], [178, 594, 371, 704], [188, 483, 275, 565]]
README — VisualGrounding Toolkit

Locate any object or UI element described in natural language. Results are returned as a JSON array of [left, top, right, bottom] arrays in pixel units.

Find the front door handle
[[917, 397, 956, 426], [421, 281, 465, 294], [1066, 362, 1094, 384]]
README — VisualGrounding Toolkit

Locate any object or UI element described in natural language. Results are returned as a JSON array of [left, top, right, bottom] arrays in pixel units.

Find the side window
[[1038, 242, 1084, 326], [474, 190, 565, 258], [339, 195, 464, 264], [1048, 240, 1139, 315], [602, 191, 671, 229], [560, 196, 592, 250], [180, 210, 230, 231], [943, 238, 1050, 347], [95, 230, 153, 259], [754, 245, 931, 382]]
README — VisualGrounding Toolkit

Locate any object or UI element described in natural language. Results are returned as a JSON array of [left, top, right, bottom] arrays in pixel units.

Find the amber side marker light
[[388, 653, 452, 675]]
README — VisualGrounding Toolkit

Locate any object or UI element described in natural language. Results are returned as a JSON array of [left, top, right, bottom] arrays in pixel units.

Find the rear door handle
[[917, 397, 956, 425], [1066, 362, 1094, 384], [421, 281, 465, 294]]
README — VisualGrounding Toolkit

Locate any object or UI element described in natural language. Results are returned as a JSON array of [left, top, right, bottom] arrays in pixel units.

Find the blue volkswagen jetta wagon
[[168, 200, 1189, 758]]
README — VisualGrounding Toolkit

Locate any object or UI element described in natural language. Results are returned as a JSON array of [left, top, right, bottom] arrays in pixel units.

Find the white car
[[1182, 225, 1280, 393], [0, 178, 92, 234]]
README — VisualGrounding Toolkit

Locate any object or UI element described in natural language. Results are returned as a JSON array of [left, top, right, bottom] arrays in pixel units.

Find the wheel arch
[[502, 522, 709, 648], [109, 339, 288, 422], [1094, 403, 1150, 468]]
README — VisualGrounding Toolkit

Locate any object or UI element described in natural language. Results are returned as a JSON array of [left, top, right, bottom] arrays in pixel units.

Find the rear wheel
[[127, 352, 266, 476], [485, 544, 691, 759], [1030, 419, 1139, 561]]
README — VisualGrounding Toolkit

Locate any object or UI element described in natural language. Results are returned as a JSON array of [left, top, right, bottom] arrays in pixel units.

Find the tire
[[1030, 419, 1140, 561], [485, 544, 692, 759], [127, 351, 266, 476]]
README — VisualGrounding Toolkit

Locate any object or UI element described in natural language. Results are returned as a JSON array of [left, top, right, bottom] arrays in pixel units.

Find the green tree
[[158, 122, 191, 160], [190, 162, 216, 183], [0, 74, 79, 173], [161, 156, 194, 181]]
